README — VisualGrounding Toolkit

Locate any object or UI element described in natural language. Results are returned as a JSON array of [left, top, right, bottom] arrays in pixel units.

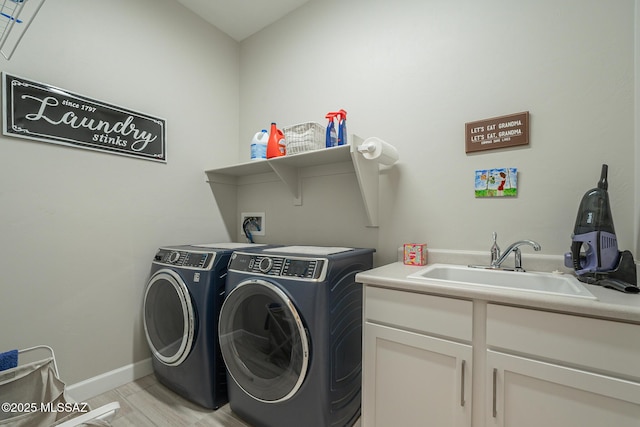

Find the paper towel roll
[[357, 137, 399, 165]]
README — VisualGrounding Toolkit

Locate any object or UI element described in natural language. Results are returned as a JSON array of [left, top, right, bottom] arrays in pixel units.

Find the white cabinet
[[486, 304, 640, 427], [361, 283, 640, 427], [362, 286, 473, 427], [364, 323, 472, 427], [486, 350, 640, 427]]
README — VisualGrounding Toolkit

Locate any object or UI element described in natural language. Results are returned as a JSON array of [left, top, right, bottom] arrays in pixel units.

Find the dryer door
[[143, 269, 196, 366], [219, 279, 310, 403]]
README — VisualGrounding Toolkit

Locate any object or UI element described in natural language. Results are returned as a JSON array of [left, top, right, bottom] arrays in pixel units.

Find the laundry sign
[[2, 72, 166, 162]]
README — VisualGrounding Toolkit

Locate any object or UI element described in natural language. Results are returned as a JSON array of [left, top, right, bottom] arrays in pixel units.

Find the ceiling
[[175, 0, 311, 42]]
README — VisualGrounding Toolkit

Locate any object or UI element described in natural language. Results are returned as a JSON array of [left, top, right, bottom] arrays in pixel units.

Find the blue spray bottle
[[325, 112, 338, 147], [337, 109, 347, 146]]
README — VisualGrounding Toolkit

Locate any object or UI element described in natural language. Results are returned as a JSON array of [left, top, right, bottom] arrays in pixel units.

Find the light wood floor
[[86, 374, 250, 426], [87, 374, 362, 426]]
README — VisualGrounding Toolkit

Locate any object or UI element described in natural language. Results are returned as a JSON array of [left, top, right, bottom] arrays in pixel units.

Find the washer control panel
[[229, 252, 326, 281], [153, 248, 216, 270]]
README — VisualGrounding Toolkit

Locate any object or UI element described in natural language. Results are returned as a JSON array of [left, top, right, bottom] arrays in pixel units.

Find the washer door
[[143, 269, 195, 366], [219, 279, 309, 403]]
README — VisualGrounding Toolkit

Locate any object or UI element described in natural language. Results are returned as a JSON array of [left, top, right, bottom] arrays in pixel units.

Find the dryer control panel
[[153, 248, 216, 270], [229, 252, 327, 281]]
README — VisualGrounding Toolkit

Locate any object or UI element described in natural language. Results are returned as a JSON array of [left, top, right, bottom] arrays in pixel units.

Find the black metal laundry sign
[[2, 72, 166, 162]]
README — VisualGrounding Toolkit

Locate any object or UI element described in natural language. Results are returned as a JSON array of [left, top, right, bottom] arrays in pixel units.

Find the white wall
[[237, 0, 636, 265], [0, 0, 238, 384]]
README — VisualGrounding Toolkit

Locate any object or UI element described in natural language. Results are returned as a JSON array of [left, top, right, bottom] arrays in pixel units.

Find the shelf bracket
[[205, 172, 239, 240], [269, 162, 301, 205], [350, 135, 379, 227]]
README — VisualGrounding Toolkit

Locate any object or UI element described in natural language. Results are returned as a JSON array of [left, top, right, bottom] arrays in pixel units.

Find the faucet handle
[[513, 247, 523, 271]]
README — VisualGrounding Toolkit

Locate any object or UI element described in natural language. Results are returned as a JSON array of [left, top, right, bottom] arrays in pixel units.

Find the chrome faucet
[[491, 239, 541, 271]]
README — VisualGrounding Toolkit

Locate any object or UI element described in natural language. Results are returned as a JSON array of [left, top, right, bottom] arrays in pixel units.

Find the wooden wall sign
[[2, 72, 166, 162], [465, 111, 529, 153]]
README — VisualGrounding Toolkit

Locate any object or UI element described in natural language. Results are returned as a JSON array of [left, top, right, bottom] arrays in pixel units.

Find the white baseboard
[[66, 358, 153, 402]]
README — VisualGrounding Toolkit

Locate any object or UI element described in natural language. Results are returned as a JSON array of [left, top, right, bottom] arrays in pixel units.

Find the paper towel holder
[[356, 137, 399, 166]]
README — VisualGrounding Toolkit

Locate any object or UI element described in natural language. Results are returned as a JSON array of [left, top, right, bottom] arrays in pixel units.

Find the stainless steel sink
[[407, 264, 597, 299]]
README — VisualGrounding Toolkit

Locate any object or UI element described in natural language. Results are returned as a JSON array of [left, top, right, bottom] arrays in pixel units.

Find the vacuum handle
[[571, 240, 583, 271], [598, 164, 608, 190]]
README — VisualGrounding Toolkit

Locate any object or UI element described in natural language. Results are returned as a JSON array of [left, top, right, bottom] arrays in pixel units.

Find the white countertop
[[356, 262, 640, 324]]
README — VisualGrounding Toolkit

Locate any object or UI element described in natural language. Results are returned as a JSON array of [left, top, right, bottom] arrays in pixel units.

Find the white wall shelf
[[205, 135, 384, 238]]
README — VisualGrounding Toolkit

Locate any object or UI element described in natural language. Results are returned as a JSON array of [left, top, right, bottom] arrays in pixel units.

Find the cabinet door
[[486, 350, 640, 427], [362, 322, 472, 427]]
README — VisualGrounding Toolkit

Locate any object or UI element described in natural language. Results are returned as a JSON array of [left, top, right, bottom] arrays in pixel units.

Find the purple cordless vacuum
[[565, 164, 638, 293]]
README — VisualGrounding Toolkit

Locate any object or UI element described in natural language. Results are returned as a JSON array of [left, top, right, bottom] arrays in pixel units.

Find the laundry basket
[[282, 122, 325, 154], [0, 346, 120, 427]]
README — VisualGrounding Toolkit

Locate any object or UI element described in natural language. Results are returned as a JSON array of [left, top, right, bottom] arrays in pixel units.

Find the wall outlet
[[240, 212, 265, 237]]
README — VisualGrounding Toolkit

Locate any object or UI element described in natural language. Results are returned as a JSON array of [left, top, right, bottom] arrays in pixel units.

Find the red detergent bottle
[[267, 122, 286, 158]]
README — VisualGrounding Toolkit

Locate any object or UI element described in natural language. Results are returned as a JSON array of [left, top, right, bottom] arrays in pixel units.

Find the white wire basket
[[0, 0, 47, 60], [0, 345, 120, 426], [283, 122, 325, 155]]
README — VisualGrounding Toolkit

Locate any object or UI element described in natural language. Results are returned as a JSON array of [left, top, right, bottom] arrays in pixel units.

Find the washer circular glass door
[[219, 279, 309, 403], [143, 269, 195, 366]]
